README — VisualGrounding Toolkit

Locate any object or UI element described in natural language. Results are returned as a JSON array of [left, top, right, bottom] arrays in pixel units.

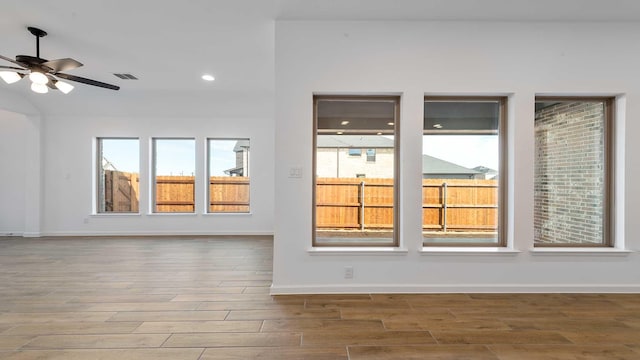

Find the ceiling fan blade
[[0, 65, 25, 71], [0, 54, 27, 68], [55, 72, 120, 91], [42, 58, 83, 73]]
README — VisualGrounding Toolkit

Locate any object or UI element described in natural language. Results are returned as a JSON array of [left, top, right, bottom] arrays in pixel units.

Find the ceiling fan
[[0, 26, 120, 94]]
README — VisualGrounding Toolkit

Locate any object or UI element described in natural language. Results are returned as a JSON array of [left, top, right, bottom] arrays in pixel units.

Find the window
[[208, 139, 250, 213], [423, 97, 506, 246], [534, 97, 613, 246], [96, 138, 139, 213], [152, 138, 196, 213], [348, 148, 362, 156], [314, 95, 399, 246], [366, 149, 376, 162]]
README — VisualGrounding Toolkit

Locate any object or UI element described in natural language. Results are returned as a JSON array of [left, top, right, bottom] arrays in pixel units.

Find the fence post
[[101, 170, 109, 212], [442, 182, 448, 232], [359, 181, 365, 231]]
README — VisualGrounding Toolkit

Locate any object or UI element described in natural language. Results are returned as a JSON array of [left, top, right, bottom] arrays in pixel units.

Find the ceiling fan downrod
[[27, 27, 47, 59]]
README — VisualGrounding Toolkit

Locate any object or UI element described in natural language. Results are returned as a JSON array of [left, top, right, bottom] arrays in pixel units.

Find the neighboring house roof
[[472, 166, 497, 174], [317, 135, 394, 148], [233, 140, 250, 152], [102, 157, 118, 171], [224, 166, 244, 176], [422, 155, 481, 175]]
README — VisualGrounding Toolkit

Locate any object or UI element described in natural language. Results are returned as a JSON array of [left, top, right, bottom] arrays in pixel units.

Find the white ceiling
[[2, 0, 640, 116], [276, 0, 640, 21]]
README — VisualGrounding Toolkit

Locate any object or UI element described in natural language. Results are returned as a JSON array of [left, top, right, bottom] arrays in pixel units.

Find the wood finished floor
[[0, 236, 639, 359]]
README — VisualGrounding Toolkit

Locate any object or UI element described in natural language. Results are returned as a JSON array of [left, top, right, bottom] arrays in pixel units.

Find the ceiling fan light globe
[[0, 71, 22, 84], [29, 71, 48, 85], [54, 80, 74, 94], [31, 82, 48, 93]]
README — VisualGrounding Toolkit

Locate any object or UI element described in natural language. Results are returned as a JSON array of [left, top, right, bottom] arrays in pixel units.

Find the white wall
[[0, 89, 43, 237], [273, 21, 640, 293], [0, 109, 27, 235], [39, 114, 274, 236]]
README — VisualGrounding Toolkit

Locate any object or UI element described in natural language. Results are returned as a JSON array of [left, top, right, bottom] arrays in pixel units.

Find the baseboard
[[0, 231, 24, 237], [40, 230, 274, 237], [22, 232, 40, 237], [270, 283, 640, 294]]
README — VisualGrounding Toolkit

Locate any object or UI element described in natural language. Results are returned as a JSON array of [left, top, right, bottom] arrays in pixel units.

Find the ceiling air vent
[[113, 73, 138, 80]]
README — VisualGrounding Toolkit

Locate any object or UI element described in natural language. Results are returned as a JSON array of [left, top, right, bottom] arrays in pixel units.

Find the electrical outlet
[[344, 266, 354, 279], [288, 167, 302, 178]]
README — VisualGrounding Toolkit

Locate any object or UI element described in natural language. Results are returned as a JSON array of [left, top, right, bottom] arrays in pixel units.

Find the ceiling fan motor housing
[[16, 55, 47, 65]]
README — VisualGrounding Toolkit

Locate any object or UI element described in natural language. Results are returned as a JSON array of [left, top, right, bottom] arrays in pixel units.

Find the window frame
[[151, 137, 196, 214], [534, 96, 614, 247], [206, 137, 251, 214], [312, 95, 401, 247], [95, 137, 140, 214], [422, 96, 508, 247]]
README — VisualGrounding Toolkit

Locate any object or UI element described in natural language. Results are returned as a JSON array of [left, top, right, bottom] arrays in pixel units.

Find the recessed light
[[337, 131, 344, 135], [201, 74, 215, 81], [377, 132, 382, 135], [387, 122, 394, 126], [433, 123, 443, 129], [340, 120, 350, 125]]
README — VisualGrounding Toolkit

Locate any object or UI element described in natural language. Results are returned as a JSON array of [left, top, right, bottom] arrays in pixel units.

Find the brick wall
[[534, 102, 605, 244]]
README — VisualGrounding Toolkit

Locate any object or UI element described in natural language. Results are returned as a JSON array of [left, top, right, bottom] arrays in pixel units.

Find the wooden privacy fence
[[103, 172, 495, 228], [209, 177, 249, 213], [103, 171, 249, 213], [316, 178, 498, 231], [422, 179, 498, 231], [103, 171, 139, 212], [154, 176, 196, 212]]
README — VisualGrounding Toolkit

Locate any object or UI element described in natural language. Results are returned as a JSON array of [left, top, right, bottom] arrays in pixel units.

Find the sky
[[100, 139, 238, 176], [154, 139, 196, 176], [208, 140, 237, 176], [100, 139, 139, 173], [423, 135, 499, 170]]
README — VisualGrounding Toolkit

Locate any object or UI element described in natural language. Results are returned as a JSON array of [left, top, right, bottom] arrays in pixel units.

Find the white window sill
[[91, 213, 141, 217], [529, 247, 632, 256], [202, 212, 252, 216], [308, 247, 409, 255], [146, 212, 198, 216], [420, 247, 521, 255]]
